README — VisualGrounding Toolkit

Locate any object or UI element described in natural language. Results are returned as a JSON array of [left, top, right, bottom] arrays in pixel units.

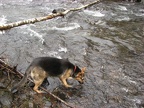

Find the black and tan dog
[[11, 57, 86, 93]]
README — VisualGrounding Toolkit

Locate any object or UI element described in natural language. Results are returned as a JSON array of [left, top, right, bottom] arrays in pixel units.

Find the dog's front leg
[[59, 76, 72, 88]]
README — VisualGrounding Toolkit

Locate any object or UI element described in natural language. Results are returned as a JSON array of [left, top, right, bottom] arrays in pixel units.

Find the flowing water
[[0, 0, 144, 108]]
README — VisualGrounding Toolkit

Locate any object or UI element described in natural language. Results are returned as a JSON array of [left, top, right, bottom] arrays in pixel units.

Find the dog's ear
[[81, 67, 86, 73]]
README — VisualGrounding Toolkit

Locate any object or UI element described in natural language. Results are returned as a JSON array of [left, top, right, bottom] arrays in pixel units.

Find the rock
[[0, 89, 12, 108], [52, 8, 66, 13]]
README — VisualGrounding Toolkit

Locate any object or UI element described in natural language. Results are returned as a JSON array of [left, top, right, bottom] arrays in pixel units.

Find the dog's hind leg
[[31, 67, 47, 93], [33, 80, 44, 93]]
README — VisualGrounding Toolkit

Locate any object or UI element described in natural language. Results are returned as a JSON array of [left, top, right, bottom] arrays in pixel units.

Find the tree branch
[[0, 0, 101, 30]]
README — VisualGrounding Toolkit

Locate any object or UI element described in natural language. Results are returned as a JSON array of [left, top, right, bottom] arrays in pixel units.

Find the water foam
[[84, 10, 105, 17], [0, 15, 7, 34], [0, 15, 7, 25], [58, 45, 67, 53], [117, 5, 127, 11], [51, 23, 80, 31]]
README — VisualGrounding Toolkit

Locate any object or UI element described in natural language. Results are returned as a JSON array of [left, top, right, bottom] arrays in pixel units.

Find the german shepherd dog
[[11, 57, 86, 93]]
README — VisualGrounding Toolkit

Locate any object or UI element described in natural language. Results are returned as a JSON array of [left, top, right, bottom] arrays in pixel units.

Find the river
[[0, 0, 144, 108]]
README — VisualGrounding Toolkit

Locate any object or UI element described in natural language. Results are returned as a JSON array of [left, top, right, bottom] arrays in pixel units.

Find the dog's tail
[[11, 65, 33, 93]]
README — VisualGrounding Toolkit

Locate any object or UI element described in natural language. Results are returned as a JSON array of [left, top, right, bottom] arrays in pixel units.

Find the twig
[[0, 59, 21, 78], [0, 0, 101, 30], [0, 58, 75, 108]]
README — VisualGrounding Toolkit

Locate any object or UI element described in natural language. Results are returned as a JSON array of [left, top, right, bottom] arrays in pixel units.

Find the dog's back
[[32, 57, 74, 76]]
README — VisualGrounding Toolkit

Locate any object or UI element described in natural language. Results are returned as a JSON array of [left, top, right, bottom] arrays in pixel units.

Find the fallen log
[[0, 0, 101, 30]]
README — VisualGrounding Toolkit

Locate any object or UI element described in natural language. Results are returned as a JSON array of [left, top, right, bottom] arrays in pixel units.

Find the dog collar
[[74, 66, 76, 72]]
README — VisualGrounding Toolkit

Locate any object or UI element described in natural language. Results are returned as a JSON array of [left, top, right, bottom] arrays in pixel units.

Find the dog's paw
[[65, 84, 72, 88], [35, 89, 45, 94]]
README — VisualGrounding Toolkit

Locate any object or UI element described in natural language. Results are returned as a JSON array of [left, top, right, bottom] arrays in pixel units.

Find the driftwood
[[0, 58, 74, 108], [0, 0, 101, 30]]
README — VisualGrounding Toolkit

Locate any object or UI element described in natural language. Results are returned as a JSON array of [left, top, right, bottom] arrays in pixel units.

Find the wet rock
[[0, 0, 144, 108], [52, 8, 66, 14], [0, 88, 12, 108], [52, 86, 73, 100], [45, 101, 51, 107]]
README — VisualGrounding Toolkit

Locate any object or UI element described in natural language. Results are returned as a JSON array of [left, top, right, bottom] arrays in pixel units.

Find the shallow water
[[0, 0, 144, 108]]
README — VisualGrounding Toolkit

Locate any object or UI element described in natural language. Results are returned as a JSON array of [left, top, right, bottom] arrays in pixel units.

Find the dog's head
[[74, 67, 86, 84]]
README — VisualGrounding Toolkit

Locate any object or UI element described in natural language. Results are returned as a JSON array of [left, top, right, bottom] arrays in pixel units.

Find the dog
[[11, 57, 86, 93]]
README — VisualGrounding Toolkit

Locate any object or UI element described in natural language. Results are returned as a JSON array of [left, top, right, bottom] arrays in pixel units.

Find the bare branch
[[0, 0, 101, 30]]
